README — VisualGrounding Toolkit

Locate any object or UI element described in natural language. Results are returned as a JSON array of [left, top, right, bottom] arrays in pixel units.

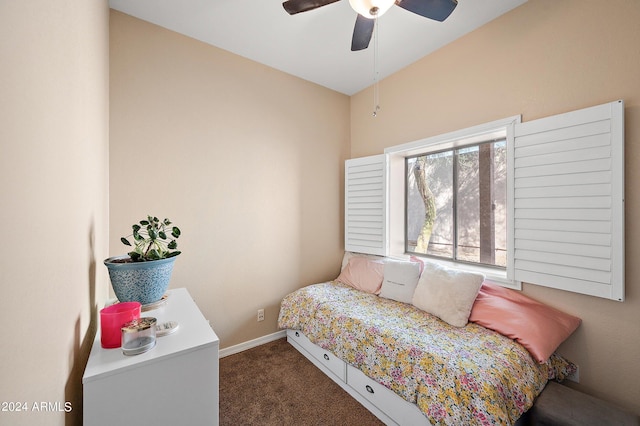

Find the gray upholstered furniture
[[524, 381, 639, 426]]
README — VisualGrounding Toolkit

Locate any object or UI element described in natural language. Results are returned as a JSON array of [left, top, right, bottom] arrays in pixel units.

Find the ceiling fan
[[282, 0, 458, 51]]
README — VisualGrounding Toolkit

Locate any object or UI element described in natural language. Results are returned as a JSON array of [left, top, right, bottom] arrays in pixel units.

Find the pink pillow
[[336, 257, 384, 294], [469, 283, 581, 363], [409, 255, 425, 275]]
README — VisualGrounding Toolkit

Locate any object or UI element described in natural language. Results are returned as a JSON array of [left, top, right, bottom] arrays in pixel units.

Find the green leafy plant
[[120, 216, 181, 262]]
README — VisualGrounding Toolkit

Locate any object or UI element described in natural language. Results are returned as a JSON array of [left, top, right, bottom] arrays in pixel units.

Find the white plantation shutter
[[511, 100, 624, 301], [345, 154, 388, 256]]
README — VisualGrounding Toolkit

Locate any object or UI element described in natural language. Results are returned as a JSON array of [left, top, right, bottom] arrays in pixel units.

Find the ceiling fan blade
[[396, 0, 458, 22], [282, 0, 341, 15], [351, 14, 375, 51]]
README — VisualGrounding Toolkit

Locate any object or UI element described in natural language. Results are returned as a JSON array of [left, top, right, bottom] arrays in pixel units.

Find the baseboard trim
[[219, 330, 287, 358]]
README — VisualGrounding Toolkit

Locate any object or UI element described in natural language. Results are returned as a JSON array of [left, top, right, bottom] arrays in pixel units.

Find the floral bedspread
[[278, 282, 576, 426]]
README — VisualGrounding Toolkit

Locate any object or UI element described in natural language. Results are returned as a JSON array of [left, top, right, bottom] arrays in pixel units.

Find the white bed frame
[[286, 329, 429, 426]]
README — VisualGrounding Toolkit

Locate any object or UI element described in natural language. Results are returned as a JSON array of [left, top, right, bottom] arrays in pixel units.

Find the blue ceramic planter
[[104, 255, 178, 305]]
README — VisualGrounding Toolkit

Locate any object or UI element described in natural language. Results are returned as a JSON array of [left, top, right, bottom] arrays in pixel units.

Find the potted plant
[[104, 216, 181, 305]]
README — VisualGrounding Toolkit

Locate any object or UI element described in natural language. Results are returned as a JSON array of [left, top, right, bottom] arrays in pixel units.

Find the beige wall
[[0, 1, 110, 426], [351, 0, 640, 415], [109, 11, 350, 348], [3, 0, 636, 422]]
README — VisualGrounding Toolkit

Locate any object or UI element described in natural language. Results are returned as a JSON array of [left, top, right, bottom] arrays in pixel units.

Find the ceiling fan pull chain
[[373, 15, 381, 117]]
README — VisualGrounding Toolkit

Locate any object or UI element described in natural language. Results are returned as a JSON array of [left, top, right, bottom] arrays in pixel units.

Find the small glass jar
[[121, 317, 157, 356]]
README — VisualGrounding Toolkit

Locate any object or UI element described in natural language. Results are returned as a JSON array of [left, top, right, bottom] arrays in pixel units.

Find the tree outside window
[[406, 140, 507, 268]]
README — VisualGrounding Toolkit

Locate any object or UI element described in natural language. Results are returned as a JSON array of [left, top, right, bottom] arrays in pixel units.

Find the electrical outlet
[[257, 309, 264, 322], [567, 365, 579, 383]]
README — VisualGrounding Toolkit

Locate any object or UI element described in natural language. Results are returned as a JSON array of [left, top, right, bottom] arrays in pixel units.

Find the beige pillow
[[412, 262, 484, 327]]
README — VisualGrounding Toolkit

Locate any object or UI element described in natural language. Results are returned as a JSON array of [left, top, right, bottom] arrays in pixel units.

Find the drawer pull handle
[[365, 385, 374, 394], [295, 331, 300, 337], [323, 354, 330, 361]]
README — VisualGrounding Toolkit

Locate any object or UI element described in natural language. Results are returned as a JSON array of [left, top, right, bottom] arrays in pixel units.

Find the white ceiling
[[109, 0, 527, 95]]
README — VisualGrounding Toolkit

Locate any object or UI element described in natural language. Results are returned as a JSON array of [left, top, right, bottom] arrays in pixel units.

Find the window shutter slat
[[515, 132, 610, 157], [512, 100, 624, 301], [514, 270, 614, 298], [515, 229, 611, 246], [515, 218, 611, 234], [345, 155, 388, 256], [515, 208, 611, 221], [515, 119, 610, 147], [515, 239, 611, 259], [515, 171, 611, 188]]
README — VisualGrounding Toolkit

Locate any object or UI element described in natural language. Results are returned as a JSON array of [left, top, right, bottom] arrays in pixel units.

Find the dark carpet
[[219, 337, 385, 425]]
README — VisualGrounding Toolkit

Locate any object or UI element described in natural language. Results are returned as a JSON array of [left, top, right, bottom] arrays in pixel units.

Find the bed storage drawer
[[346, 365, 428, 425], [287, 330, 346, 381]]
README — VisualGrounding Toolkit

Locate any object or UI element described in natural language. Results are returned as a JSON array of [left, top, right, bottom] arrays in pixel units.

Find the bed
[[277, 255, 580, 426]]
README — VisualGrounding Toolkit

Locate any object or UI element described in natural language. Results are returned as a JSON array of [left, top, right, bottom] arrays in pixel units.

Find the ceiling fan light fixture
[[349, 0, 395, 19]]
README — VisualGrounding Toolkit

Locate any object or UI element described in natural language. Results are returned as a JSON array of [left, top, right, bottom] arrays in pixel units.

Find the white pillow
[[412, 262, 484, 327], [379, 260, 421, 304]]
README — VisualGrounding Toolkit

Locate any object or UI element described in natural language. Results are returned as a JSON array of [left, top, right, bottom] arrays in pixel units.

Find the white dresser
[[83, 288, 219, 426]]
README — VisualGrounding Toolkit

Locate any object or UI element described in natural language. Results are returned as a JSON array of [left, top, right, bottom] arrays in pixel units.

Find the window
[[380, 116, 518, 287], [348, 100, 624, 299], [406, 139, 507, 268]]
